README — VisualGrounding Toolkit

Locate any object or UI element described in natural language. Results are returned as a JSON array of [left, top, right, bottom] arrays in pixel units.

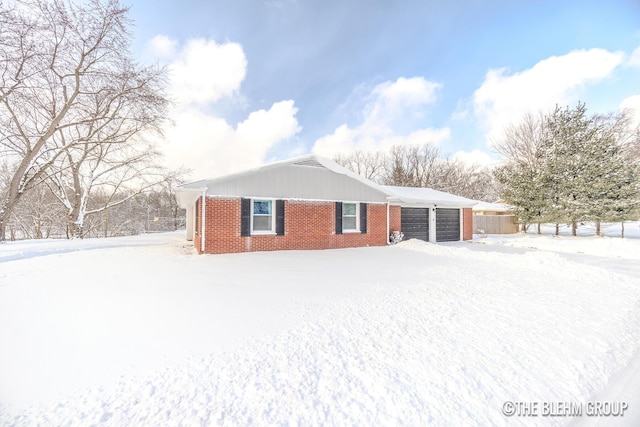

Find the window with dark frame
[[252, 199, 274, 233], [342, 202, 358, 231]]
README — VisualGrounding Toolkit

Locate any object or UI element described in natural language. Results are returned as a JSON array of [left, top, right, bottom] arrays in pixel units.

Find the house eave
[[389, 199, 476, 208], [175, 187, 206, 209]]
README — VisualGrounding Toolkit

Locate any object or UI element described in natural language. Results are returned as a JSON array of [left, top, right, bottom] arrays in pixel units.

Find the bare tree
[[384, 144, 442, 187], [44, 69, 169, 239], [8, 184, 67, 239], [493, 112, 547, 170], [0, 0, 169, 240], [158, 167, 191, 231], [594, 109, 640, 160], [492, 112, 549, 232], [334, 150, 387, 182], [84, 174, 188, 238], [334, 143, 499, 201], [436, 160, 497, 201], [47, 137, 164, 238]]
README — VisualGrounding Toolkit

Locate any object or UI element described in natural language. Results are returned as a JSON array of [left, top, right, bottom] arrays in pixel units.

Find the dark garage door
[[436, 208, 460, 242], [401, 207, 429, 241]]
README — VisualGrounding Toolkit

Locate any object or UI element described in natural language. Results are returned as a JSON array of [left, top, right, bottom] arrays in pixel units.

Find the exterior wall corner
[[463, 207, 473, 241]]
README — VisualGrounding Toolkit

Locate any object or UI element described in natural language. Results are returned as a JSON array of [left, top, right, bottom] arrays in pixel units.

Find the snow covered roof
[[472, 201, 512, 212], [175, 154, 390, 206], [176, 155, 477, 208], [382, 185, 477, 208]]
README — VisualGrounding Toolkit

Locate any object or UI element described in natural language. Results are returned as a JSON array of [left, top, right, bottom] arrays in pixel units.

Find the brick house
[[175, 155, 476, 254]]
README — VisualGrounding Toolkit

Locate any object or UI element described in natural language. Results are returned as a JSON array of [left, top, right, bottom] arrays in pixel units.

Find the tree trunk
[[537, 222, 541, 234], [572, 221, 577, 236], [67, 215, 84, 239], [621, 221, 625, 239], [0, 199, 18, 242], [103, 210, 109, 238], [173, 206, 179, 231], [555, 223, 559, 235], [595, 220, 601, 237], [73, 222, 84, 239]]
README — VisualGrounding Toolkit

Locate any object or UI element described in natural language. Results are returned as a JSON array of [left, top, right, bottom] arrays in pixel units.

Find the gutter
[[386, 198, 390, 245], [201, 187, 208, 253], [389, 196, 476, 208]]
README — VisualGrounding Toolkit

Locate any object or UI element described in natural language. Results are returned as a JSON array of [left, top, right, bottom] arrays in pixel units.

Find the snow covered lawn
[[0, 232, 639, 426], [477, 221, 640, 260]]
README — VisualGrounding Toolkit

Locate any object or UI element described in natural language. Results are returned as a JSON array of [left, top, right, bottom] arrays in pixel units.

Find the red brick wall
[[389, 205, 401, 234], [197, 197, 390, 254], [463, 207, 473, 241]]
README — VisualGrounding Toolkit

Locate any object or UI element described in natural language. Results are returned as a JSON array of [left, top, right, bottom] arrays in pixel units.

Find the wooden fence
[[472, 215, 519, 234]]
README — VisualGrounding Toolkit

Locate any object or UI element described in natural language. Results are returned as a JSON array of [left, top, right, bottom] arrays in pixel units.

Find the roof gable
[[177, 155, 389, 203]]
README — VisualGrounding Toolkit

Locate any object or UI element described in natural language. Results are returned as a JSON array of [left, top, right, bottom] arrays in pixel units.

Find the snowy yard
[[1, 230, 639, 426]]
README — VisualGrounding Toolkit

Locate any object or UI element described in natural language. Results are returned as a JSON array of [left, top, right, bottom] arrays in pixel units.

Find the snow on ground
[[480, 233, 640, 260], [477, 222, 640, 261], [0, 231, 639, 426]]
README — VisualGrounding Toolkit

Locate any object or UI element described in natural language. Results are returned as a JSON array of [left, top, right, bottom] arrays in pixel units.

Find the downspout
[[386, 198, 390, 245], [201, 188, 207, 253]]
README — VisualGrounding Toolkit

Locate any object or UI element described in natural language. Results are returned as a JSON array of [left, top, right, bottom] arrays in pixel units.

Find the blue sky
[[128, 0, 640, 178]]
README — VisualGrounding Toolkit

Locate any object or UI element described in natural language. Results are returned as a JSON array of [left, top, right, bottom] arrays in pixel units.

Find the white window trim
[[251, 198, 276, 235], [342, 201, 360, 233]]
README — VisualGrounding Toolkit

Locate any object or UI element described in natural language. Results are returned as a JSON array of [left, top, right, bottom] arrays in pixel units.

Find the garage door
[[436, 208, 460, 242], [401, 207, 429, 241]]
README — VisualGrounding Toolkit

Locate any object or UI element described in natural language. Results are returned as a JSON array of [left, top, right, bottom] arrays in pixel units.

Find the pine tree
[[495, 103, 639, 237], [589, 118, 640, 235]]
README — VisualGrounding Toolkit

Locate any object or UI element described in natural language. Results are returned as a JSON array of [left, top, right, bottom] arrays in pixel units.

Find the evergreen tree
[[540, 103, 599, 234], [494, 163, 548, 231], [495, 103, 639, 237], [589, 116, 640, 233]]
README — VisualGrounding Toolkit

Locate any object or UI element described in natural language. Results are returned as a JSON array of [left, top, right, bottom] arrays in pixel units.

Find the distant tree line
[[2, 167, 188, 240], [493, 103, 640, 236], [335, 144, 499, 201]]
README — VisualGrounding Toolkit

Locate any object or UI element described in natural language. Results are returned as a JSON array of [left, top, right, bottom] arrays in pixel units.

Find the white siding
[[202, 163, 388, 202]]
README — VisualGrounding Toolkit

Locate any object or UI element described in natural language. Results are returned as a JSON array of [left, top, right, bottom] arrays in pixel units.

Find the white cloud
[[236, 100, 301, 155], [313, 77, 449, 157], [365, 77, 440, 123], [452, 150, 494, 167], [620, 95, 640, 128], [168, 38, 247, 106], [628, 47, 640, 67], [473, 48, 624, 145], [620, 94, 640, 110], [314, 125, 450, 157], [163, 101, 301, 178], [148, 35, 178, 59], [149, 36, 299, 177]]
